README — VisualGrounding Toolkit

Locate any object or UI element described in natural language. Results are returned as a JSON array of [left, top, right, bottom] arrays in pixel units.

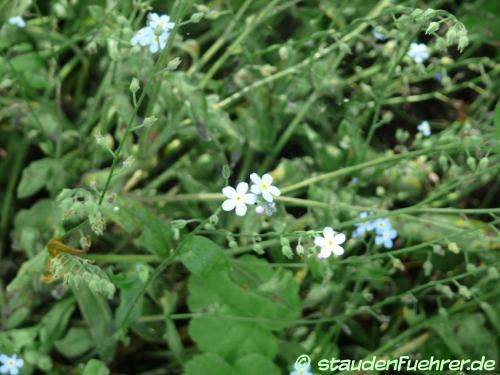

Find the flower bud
[[130, 77, 140, 93]]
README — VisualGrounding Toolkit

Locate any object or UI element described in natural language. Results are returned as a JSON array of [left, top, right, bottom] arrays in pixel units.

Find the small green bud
[[222, 165, 231, 180], [436, 284, 454, 299], [425, 22, 439, 35], [295, 243, 304, 256], [190, 12, 204, 23], [423, 260, 433, 276], [209, 213, 219, 225], [457, 284, 471, 299], [282, 245, 293, 259], [280, 236, 290, 247], [253, 243, 264, 255], [446, 28, 458, 46], [435, 37, 447, 51], [142, 116, 158, 128], [478, 157, 489, 170], [487, 267, 499, 280], [130, 77, 140, 93], [447, 242, 460, 254], [466, 156, 476, 170], [167, 57, 182, 70], [438, 154, 448, 170], [457, 35, 469, 52], [171, 219, 187, 229]]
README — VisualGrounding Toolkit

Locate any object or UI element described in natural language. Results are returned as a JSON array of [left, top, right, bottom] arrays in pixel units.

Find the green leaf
[[233, 353, 281, 375], [73, 285, 116, 361], [184, 353, 236, 375], [82, 359, 110, 375], [6, 251, 48, 292], [39, 297, 75, 353], [188, 314, 278, 362], [55, 327, 93, 358], [179, 235, 229, 276], [17, 158, 63, 199]]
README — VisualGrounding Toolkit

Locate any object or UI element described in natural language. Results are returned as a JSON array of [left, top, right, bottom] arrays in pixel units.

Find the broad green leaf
[[73, 285, 116, 361], [184, 353, 236, 375], [82, 359, 110, 375], [55, 327, 93, 358], [188, 313, 278, 362], [39, 297, 75, 353], [17, 158, 63, 199], [179, 235, 229, 276], [233, 353, 281, 375]]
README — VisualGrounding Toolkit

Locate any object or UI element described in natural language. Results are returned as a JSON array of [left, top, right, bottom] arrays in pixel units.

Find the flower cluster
[[417, 120, 431, 137], [0, 354, 24, 375], [352, 212, 398, 249], [7, 16, 25, 28], [407, 42, 430, 64], [131, 13, 175, 53], [221, 173, 281, 217]]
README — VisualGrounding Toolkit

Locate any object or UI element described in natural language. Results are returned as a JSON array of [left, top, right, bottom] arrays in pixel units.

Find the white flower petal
[[262, 190, 273, 203], [314, 237, 326, 247], [222, 199, 236, 212], [268, 185, 281, 196], [236, 182, 248, 194], [250, 185, 261, 194], [332, 245, 344, 256], [149, 42, 159, 53], [333, 233, 346, 245], [222, 186, 236, 198], [318, 247, 331, 259], [243, 193, 256, 205], [323, 227, 334, 239], [249, 173, 261, 184], [262, 173, 273, 184], [235, 202, 248, 216]]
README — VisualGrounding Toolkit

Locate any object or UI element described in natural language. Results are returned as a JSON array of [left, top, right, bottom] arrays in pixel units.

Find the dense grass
[[0, 0, 499, 374]]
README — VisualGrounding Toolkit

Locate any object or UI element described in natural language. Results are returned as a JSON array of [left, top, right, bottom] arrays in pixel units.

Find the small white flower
[[314, 227, 346, 259], [250, 173, 281, 202], [408, 42, 430, 64], [131, 26, 155, 46], [8, 16, 26, 28], [148, 13, 175, 31], [222, 182, 256, 216], [148, 32, 170, 53], [417, 120, 431, 137], [0, 354, 24, 375]]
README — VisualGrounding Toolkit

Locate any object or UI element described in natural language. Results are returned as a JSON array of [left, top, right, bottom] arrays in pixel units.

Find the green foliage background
[[0, 0, 499, 374]]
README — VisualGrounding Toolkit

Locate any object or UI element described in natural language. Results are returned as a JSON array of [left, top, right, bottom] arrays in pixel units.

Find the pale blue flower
[[290, 363, 313, 375], [375, 227, 398, 249], [0, 354, 24, 375], [417, 121, 431, 137], [373, 218, 392, 235], [256, 201, 276, 216], [148, 13, 175, 32], [148, 32, 170, 53], [222, 182, 256, 216], [8, 16, 25, 28], [408, 42, 430, 64], [352, 212, 374, 238], [131, 26, 155, 46], [434, 73, 442, 82], [372, 29, 385, 41]]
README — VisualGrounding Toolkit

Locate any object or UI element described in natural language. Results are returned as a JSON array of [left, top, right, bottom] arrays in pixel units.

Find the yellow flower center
[[327, 239, 334, 246], [261, 183, 268, 190], [235, 195, 242, 201], [7, 360, 14, 366]]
